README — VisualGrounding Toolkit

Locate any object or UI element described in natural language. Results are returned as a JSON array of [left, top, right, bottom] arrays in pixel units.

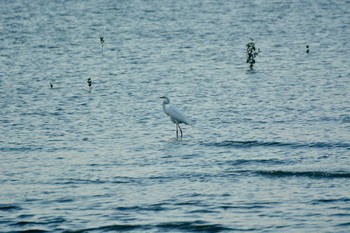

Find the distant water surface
[[1, 0, 350, 232]]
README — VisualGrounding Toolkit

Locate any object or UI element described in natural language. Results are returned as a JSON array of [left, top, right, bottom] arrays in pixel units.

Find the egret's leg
[[178, 124, 183, 138], [176, 124, 179, 138]]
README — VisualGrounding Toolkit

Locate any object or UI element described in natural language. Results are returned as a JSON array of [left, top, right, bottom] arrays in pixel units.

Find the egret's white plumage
[[160, 96, 191, 138]]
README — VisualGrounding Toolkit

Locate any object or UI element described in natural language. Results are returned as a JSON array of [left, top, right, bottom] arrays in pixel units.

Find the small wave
[[204, 140, 263, 148], [312, 197, 350, 204], [10, 221, 51, 233], [56, 176, 140, 185], [0, 204, 22, 211], [204, 140, 350, 150], [70, 221, 233, 233], [84, 224, 143, 232], [228, 158, 285, 166], [0, 146, 43, 153], [10, 218, 65, 232], [256, 170, 350, 179], [65, 224, 144, 232], [155, 221, 232, 232], [337, 222, 350, 227], [11, 229, 48, 233], [219, 201, 280, 210], [115, 203, 168, 212]]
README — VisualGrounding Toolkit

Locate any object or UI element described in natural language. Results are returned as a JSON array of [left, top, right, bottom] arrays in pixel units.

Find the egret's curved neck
[[163, 97, 170, 104], [162, 97, 170, 113]]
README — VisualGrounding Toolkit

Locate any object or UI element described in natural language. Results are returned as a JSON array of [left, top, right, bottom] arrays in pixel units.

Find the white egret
[[160, 96, 192, 138]]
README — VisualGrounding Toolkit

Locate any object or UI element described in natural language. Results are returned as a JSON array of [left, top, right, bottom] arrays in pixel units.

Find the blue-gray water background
[[1, 0, 350, 232]]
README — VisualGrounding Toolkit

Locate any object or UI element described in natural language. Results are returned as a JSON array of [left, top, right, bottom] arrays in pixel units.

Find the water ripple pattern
[[1, 0, 350, 232]]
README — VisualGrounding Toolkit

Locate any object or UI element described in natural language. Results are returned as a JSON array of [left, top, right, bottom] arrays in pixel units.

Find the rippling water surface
[[1, 0, 350, 232]]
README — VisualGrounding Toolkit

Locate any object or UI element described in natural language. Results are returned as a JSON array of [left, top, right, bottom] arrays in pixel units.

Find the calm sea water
[[1, 0, 350, 232]]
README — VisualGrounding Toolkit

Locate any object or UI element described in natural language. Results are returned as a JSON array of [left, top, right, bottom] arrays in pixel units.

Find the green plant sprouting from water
[[246, 38, 260, 70]]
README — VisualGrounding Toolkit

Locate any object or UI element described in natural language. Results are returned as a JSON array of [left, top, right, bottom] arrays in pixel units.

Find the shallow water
[[1, 0, 350, 232]]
